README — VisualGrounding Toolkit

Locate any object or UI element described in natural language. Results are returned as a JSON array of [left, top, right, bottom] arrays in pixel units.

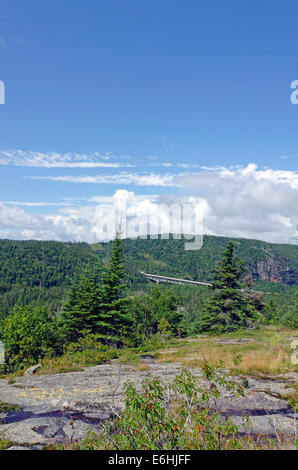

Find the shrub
[[78, 358, 253, 450], [40, 332, 118, 374], [0, 306, 60, 372], [128, 286, 184, 345]]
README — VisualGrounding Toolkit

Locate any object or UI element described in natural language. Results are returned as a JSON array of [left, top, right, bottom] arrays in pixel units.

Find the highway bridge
[[140, 271, 212, 287], [140, 271, 266, 296]]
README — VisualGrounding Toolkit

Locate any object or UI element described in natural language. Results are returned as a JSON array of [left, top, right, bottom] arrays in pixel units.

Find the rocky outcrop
[[255, 253, 298, 285], [0, 363, 296, 449]]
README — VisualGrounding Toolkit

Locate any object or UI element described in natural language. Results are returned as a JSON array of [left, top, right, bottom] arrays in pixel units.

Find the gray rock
[[0, 362, 296, 447], [6, 445, 44, 450], [232, 414, 296, 436], [6, 446, 31, 450], [212, 338, 253, 345], [209, 391, 290, 415], [1, 416, 101, 446], [24, 364, 42, 376]]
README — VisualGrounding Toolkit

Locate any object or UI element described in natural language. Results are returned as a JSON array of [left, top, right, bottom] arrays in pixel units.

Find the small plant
[[0, 438, 13, 450], [78, 359, 253, 450], [1, 305, 60, 373], [157, 317, 171, 340], [0, 401, 21, 412], [39, 332, 117, 374]]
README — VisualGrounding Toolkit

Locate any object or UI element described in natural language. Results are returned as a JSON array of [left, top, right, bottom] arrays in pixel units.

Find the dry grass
[[156, 328, 298, 376], [132, 362, 151, 372]]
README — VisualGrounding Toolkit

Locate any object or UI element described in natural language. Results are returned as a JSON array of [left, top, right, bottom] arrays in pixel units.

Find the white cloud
[[176, 164, 298, 243], [0, 164, 297, 244], [1, 201, 73, 207], [0, 150, 134, 168], [0, 191, 205, 242], [27, 172, 178, 187]]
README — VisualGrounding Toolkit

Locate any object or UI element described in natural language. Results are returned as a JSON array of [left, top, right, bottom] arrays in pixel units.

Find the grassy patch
[[0, 401, 21, 412], [283, 382, 298, 410], [116, 348, 140, 365], [37, 339, 118, 375], [0, 438, 13, 450], [39, 351, 117, 375], [155, 327, 298, 376]]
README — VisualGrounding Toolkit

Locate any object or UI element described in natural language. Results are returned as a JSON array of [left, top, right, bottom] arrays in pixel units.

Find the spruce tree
[[60, 263, 108, 342], [198, 241, 261, 333], [99, 232, 131, 344], [60, 234, 131, 344]]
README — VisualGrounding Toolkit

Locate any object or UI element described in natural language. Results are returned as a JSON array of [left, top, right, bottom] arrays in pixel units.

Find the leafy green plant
[[78, 359, 252, 450], [128, 286, 184, 345], [40, 332, 117, 374], [0, 305, 60, 372], [0, 437, 13, 450]]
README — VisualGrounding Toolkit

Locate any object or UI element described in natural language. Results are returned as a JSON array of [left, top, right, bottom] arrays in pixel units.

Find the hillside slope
[[118, 235, 298, 288], [0, 235, 297, 318]]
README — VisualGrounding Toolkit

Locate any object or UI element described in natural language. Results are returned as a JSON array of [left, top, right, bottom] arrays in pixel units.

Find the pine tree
[[198, 241, 261, 333], [60, 263, 108, 342], [99, 232, 131, 344], [60, 233, 131, 344]]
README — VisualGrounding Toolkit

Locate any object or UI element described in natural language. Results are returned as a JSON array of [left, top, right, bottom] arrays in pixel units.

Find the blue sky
[[0, 0, 297, 243]]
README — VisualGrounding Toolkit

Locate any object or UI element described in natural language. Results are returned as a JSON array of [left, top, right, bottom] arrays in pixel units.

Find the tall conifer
[[99, 231, 130, 343], [198, 241, 261, 333]]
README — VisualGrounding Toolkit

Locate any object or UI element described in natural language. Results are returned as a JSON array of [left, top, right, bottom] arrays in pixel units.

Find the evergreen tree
[[60, 264, 107, 342], [198, 241, 261, 333], [60, 233, 131, 344], [99, 232, 131, 344]]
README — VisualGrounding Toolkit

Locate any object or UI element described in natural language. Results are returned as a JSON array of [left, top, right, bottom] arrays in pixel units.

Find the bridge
[[140, 271, 212, 287], [140, 271, 266, 296]]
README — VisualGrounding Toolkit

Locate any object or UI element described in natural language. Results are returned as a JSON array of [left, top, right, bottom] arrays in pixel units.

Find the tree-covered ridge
[[0, 240, 97, 288], [0, 235, 297, 320], [0, 236, 297, 290], [119, 235, 298, 288], [0, 240, 101, 318]]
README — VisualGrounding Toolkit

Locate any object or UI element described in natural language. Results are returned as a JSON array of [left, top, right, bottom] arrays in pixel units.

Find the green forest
[[0, 235, 297, 325], [0, 234, 297, 373]]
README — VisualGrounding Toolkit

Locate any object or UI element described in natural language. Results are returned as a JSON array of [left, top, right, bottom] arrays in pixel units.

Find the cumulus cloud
[[176, 164, 298, 242], [0, 190, 205, 243], [0, 164, 297, 244]]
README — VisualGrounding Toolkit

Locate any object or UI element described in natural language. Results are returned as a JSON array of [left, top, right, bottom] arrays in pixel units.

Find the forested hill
[[119, 235, 298, 288], [0, 235, 297, 318]]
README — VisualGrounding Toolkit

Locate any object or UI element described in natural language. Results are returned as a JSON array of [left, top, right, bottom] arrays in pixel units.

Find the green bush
[[78, 358, 253, 450], [39, 332, 118, 374], [63, 332, 118, 366], [128, 286, 184, 345], [0, 306, 60, 372]]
